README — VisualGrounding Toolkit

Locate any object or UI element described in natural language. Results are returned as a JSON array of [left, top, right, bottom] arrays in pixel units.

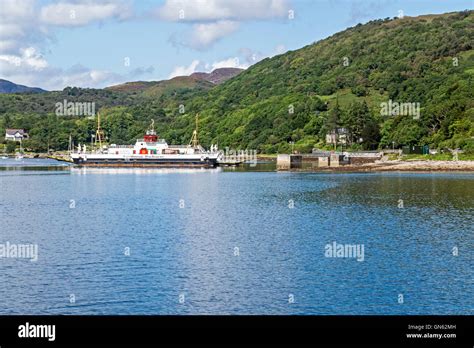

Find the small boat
[[1, 156, 8, 159]]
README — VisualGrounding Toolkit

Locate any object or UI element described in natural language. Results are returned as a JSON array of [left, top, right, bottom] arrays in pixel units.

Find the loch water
[[0, 159, 473, 314]]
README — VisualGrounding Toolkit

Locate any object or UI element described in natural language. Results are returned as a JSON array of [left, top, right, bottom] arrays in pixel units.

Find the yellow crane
[[95, 112, 105, 149], [189, 114, 199, 148]]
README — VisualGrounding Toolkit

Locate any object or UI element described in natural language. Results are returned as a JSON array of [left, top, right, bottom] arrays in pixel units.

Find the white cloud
[[170, 20, 240, 50], [0, 47, 153, 90], [156, 0, 291, 21], [0, 0, 132, 54], [0, 0, 35, 20], [0, 1, 132, 55], [0, 0, 133, 57], [0, 0, 39, 54], [0, 0, 137, 90], [189, 20, 239, 49], [0, 47, 48, 72], [210, 57, 248, 70], [39, 0, 133, 27], [168, 60, 201, 79], [45, 67, 123, 90], [169, 55, 249, 79], [2, 65, 126, 91], [22, 47, 49, 70], [157, 0, 291, 50]]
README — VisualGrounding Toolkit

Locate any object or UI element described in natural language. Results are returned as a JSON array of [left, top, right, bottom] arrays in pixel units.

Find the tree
[[323, 100, 343, 135], [343, 101, 379, 148], [6, 141, 17, 153]]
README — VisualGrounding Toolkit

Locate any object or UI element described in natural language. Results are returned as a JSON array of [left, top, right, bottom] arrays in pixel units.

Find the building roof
[[5, 128, 27, 135]]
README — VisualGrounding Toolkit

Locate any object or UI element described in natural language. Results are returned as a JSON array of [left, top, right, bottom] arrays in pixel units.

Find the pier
[[277, 151, 383, 170], [276, 154, 302, 170]]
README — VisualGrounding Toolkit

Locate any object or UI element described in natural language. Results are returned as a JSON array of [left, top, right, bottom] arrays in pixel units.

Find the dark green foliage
[[5, 141, 17, 153], [343, 101, 380, 149], [0, 11, 473, 153]]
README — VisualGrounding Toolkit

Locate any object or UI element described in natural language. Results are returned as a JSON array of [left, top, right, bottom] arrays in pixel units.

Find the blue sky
[[0, 0, 472, 90]]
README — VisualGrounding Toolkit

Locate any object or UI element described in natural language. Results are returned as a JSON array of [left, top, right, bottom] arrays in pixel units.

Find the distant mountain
[[0, 79, 47, 94], [106, 67, 243, 94], [106, 75, 215, 97], [190, 67, 243, 84]]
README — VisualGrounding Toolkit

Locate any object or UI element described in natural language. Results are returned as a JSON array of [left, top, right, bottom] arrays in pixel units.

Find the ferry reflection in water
[[70, 167, 223, 175]]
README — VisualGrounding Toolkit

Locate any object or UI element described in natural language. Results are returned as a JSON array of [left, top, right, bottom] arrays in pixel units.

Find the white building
[[5, 129, 29, 141], [326, 128, 348, 145]]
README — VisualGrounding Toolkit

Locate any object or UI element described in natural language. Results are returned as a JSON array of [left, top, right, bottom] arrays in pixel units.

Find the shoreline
[[287, 160, 474, 172], [2, 156, 474, 173]]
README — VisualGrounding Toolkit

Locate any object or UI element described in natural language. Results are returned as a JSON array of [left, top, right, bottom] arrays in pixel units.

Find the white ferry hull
[[71, 153, 219, 168]]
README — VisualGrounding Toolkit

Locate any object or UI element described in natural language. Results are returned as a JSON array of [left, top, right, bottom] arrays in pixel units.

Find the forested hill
[[0, 79, 46, 94], [167, 10, 474, 153], [1, 10, 473, 153]]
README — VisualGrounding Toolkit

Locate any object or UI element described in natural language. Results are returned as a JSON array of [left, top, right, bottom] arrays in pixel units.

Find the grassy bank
[[400, 153, 474, 161]]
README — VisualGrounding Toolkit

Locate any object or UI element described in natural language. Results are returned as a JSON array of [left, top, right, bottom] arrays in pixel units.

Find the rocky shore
[[311, 160, 474, 172]]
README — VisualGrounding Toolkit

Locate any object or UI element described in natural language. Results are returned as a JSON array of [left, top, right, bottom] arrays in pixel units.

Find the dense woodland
[[1, 10, 473, 153]]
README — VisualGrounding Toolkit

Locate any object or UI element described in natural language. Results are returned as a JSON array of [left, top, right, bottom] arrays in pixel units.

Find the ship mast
[[148, 119, 155, 134], [95, 112, 105, 149], [68, 134, 73, 154], [144, 119, 158, 143], [189, 114, 199, 148]]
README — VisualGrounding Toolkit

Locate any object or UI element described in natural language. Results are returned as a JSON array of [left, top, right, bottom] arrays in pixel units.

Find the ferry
[[70, 115, 222, 168]]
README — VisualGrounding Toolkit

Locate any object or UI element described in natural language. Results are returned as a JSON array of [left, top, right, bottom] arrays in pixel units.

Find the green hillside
[[162, 10, 474, 153], [1, 10, 473, 153]]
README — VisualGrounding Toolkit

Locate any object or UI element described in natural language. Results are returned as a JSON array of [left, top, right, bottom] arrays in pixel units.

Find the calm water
[[0, 159, 473, 314]]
